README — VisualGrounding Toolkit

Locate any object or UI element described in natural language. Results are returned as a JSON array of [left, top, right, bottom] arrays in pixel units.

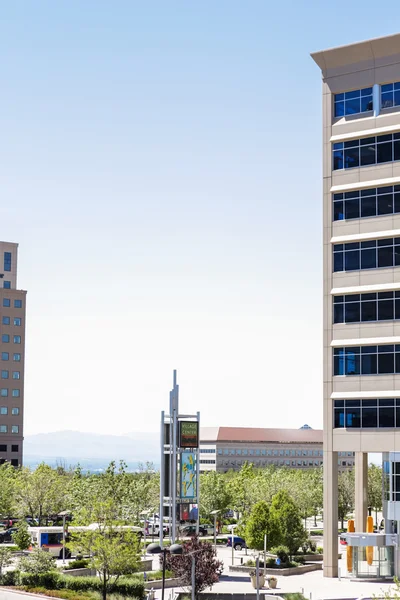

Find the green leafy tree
[[368, 463, 383, 528], [19, 548, 56, 574], [0, 462, 17, 521], [338, 469, 355, 529], [270, 490, 307, 558], [12, 520, 32, 551], [15, 464, 66, 525], [69, 500, 141, 600], [200, 471, 232, 528], [0, 547, 12, 576], [245, 500, 281, 550]]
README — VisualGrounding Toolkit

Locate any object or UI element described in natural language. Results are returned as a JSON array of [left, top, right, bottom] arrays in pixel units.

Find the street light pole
[[58, 510, 70, 565]]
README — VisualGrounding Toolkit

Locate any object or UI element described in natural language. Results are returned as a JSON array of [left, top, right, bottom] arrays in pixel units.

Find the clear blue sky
[[2, 1, 399, 435]]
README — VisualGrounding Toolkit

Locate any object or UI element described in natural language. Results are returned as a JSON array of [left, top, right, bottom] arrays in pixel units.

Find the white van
[[28, 524, 143, 558]]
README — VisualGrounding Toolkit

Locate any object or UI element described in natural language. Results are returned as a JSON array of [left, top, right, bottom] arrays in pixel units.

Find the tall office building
[[312, 34, 400, 577], [0, 242, 26, 467]]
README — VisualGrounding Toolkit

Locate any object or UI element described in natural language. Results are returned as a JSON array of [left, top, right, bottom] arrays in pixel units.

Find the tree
[[69, 500, 141, 600], [15, 464, 66, 525], [0, 462, 17, 522], [12, 520, 32, 551], [245, 501, 280, 551], [368, 464, 383, 528], [199, 472, 232, 529], [338, 469, 355, 529], [164, 536, 223, 599], [270, 490, 307, 558], [19, 548, 56, 574], [0, 547, 12, 576]]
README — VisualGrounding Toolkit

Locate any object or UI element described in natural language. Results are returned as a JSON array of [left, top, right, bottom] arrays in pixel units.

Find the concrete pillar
[[373, 83, 380, 117], [355, 451, 368, 532], [323, 450, 338, 577]]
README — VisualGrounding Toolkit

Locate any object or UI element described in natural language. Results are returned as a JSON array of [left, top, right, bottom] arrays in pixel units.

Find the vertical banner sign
[[179, 421, 199, 448], [180, 451, 197, 499]]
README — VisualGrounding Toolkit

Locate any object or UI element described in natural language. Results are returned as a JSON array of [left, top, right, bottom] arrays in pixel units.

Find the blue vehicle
[[227, 535, 246, 551]]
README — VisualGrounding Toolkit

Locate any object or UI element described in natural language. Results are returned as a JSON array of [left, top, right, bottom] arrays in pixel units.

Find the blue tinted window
[[13, 336, 21, 344], [14, 300, 22, 309], [1, 371, 8, 379], [334, 344, 400, 375], [333, 237, 400, 272], [2, 317, 9, 325], [13, 354, 20, 362], [381, 82, 400, 109], [333, 133, 400, 170], [334, 399, 399, 429], [1, 353, 8, 361], [2, 299, 10, 307], [334, 87, 373, 117], [3, 282, 10, 289], [3, 253, 11, 272], [1, 335, 9, 343]]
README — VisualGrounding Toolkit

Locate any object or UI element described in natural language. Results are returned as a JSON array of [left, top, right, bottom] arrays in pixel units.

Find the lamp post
[[210, 510, 221, 552], [230, 524, 237, 566], [58, 511, 70, 565], [147, 543, 183, 600]]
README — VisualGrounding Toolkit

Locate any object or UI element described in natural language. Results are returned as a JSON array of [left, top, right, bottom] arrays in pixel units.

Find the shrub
[[309, 540, 317, 552], [0, 569, 20, 586], [270, 545, 289, 563], [266, 558, 276, 567], [296, 556, 305, 565], [63, 559, 89, 570], [20, 571, 61, 589], [245, 559, 255, 567], [317, 546, 323, 554]]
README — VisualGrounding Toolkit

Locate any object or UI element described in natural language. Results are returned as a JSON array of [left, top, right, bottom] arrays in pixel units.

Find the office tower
[[0, 242, 26, 467], [312, 34, 400, 577]]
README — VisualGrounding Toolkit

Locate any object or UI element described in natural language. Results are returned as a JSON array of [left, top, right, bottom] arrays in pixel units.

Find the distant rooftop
[[200, 426, 322, 444]]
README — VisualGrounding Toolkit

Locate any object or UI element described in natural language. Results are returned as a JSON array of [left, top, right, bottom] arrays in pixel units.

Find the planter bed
[[229, 563, 322, 576], [144, 578, 181, 590]]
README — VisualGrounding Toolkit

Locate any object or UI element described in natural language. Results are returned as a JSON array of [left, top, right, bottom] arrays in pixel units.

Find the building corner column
[[355, 451, 368, 532], [323, 450, 338, 577]]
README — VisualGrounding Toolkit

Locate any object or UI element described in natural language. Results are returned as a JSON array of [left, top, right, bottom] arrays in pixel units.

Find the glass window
[[11, 445, 18, 452], [0, 389, 7, 397], [333, 133, 400, 170], [13, 318, 21, 327], [1, 353, 8, 361], [11, 390, 19, 398], [381, 82, 400, 109], [333, 237, 400, 273], [1, 371, 8, 379], [4, 252, 11, 272], [11, 425, 19, 434], [0, 407, 7, 415], [1, 335, 9, 343], [2, 299, 10, 307], [13, 354, 20, 362], [14, 300, 22, 309], [0, 426, 7, 433], [334, 88, 373, 117], [1, 317, 9, 325], [13, 336, 21, 344], [333, 185, 400, 221], [3, 282, 10, 289]]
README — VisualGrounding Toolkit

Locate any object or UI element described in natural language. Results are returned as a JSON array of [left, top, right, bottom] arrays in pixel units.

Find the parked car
[[180, 525, 207, 537], [227, 535, 246, 551], [0, 528, 17, 543], [201, 524, 215, 535], [340, 533, 347, 546]]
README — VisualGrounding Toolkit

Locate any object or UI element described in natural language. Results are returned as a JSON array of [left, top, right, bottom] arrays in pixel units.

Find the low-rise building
[[200, 425, 354, 472]]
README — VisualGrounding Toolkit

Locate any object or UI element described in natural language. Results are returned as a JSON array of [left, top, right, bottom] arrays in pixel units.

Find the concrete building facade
[[200, 426, 354, 473], [0, 242, 26, 467], [312, 33, 400, 577]]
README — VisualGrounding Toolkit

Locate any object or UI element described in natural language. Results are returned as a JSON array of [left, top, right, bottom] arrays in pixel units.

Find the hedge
[[1, 572, 145, 599]]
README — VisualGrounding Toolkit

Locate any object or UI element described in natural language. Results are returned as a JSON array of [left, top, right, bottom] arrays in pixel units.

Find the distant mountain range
[[23, 430, 159, 471]]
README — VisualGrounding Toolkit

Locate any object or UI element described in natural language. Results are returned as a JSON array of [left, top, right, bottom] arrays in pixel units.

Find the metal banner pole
[[160, 411, 165, 548], [196, 411, 200, 535], [171, 371, 178, 543]]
